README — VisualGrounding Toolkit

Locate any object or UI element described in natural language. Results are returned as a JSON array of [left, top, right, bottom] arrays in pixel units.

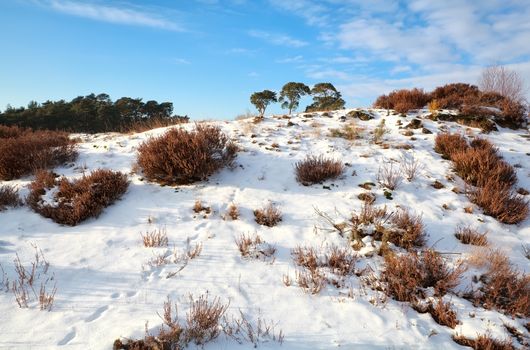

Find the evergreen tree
[[279, 82, 310, 114], [250, 90, 277, 117]]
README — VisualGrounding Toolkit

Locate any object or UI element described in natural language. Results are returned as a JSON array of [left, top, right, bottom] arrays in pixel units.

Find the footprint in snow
[[85, 305, 109, 322], [58, 328, 76, 345]]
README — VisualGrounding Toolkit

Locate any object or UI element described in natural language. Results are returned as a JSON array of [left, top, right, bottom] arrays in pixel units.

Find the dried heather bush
[[193, 200, 211, 215], [294, 155, 344, 185], [0, 128, 77, 180], [452, 334, 514, 350], [329, 120, 363, 140], [373, 88, 430, 113], [469, 179, 529, 225], [388, 208, 426, 249], [295, 269, 325, 294], [451, 146, 516, 188], [253, 203, 282, 227], [226, 203, 239, 220], [428, 299, 459, 328], [185, 294, 229, 345], [323, 245, 357, 276], [141, 228, 169, 247], [454, 226, 488, 246], [27, 169, 129, 226], [399, 154, 422, 182], [382, 250, 463, 302], [235, 234, 275, 260], [0, 185, 22, 211], [430, 83, 480, 109], [469, 249, 529, 317], [137, 124, 237, 185], [434, 133, 469, 160]]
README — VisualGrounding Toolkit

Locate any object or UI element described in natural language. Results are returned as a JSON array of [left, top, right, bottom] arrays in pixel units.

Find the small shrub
[[0, 185, 22, 211], [469, 179, 529, 225], [399, 154, 422, 181], [254, 203, 282, 227], [454, 226, 488, 246], [377, 162, 402, 190], [137, 124, 237, 185], [295, 155, 344, 185], [388, 209, 426, 249], [497, 98, 527, 129], [452, 334, 514, 350], [226, 203, 239, 220], [27, 169, 129, 226], [0, 128, 77, 180], [468, 249, 529, 317], [185, 294, 229, 345], [193, 200, 211, 215], [428, 299, 459, 328], [235, 234, 276, 260], [382, 250, 463, 302], [141, 228, 169, 247], [434, 133, 469, 160]]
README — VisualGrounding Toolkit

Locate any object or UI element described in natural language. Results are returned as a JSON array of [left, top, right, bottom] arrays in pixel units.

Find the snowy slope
[[0, 109, 528, 349]]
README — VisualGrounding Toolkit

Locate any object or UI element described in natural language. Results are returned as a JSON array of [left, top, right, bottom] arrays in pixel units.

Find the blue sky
[[1, 0, 529, 119]]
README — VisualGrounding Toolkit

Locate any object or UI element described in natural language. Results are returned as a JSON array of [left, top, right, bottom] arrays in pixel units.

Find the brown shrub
[[0, 185, 22, 211], [388, 209, 426, 249], [294, 155, 344, 185], [0, 128, 77, 180], [468, 250, 529, 317], [0, 125, 26, 138], [434, 133, 469, 160], [185, 294, 229, 345], [454, 226, 488, 246], [226, 203, 239, 220], [430, 83, 480, 109], [451, 146, 516, 188], [235, 233, 275, 260], [27, 169, 129, 226], [373, 88, 430, 113], [469, 179, 528, 225], [137, 124, 237, 185], [428, 299, 459, 328], [452, 334, 514, 350], [382, 250, 463, 302], [497, 98, 527, 129], [253, 203, 282, 227], [193, 200, 211, 215]]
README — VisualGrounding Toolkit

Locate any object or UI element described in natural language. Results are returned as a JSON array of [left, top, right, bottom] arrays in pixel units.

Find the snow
[[0, 109, 528, 349]]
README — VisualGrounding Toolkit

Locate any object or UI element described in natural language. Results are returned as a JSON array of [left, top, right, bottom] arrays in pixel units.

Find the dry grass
[[254, 203, 282, 227], [452, 334, 514, 350], [294, 155, 344, 185], [295, 269, 325, 294], [225, 203, 239, 220], [27, 169, 129, 226], [467, 249, 529, 317], [377, 162, 402, 190], [235, 233, 276, 260], [372, 119, 390, 144], [0, 185, 22, 211], [141, 228, 169, 247], [0, 127, 77, 180], [454, 226, 488, 246], [382, 250, 464, 302], [329, 120, 363, 140], [137, 124, 237, 185], [399, 154, 422, 182]]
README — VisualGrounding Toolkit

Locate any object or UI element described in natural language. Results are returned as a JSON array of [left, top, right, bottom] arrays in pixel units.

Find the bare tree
[[479, 64, 526, 102]]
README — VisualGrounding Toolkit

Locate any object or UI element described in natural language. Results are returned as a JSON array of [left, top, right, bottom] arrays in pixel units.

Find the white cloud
[[276, 55, 304, 64], [248, 30, 308, 48], [174, 58, 191, 65], [46, 0, 183, 31]]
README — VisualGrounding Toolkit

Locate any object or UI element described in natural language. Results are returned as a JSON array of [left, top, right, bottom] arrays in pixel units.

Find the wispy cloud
[[174, 58, 191, 65], [276, 55, 304, 64], [248, 30, 308, 48], [46, 0, 183, 31]]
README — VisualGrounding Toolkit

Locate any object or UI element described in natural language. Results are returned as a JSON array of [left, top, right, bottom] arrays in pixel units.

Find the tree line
[[0, 93, 188, 133], [250, 82, 346, 117]]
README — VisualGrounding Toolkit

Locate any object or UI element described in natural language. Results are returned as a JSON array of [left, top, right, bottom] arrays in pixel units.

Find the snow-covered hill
[[0, 109, 528, 349]]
